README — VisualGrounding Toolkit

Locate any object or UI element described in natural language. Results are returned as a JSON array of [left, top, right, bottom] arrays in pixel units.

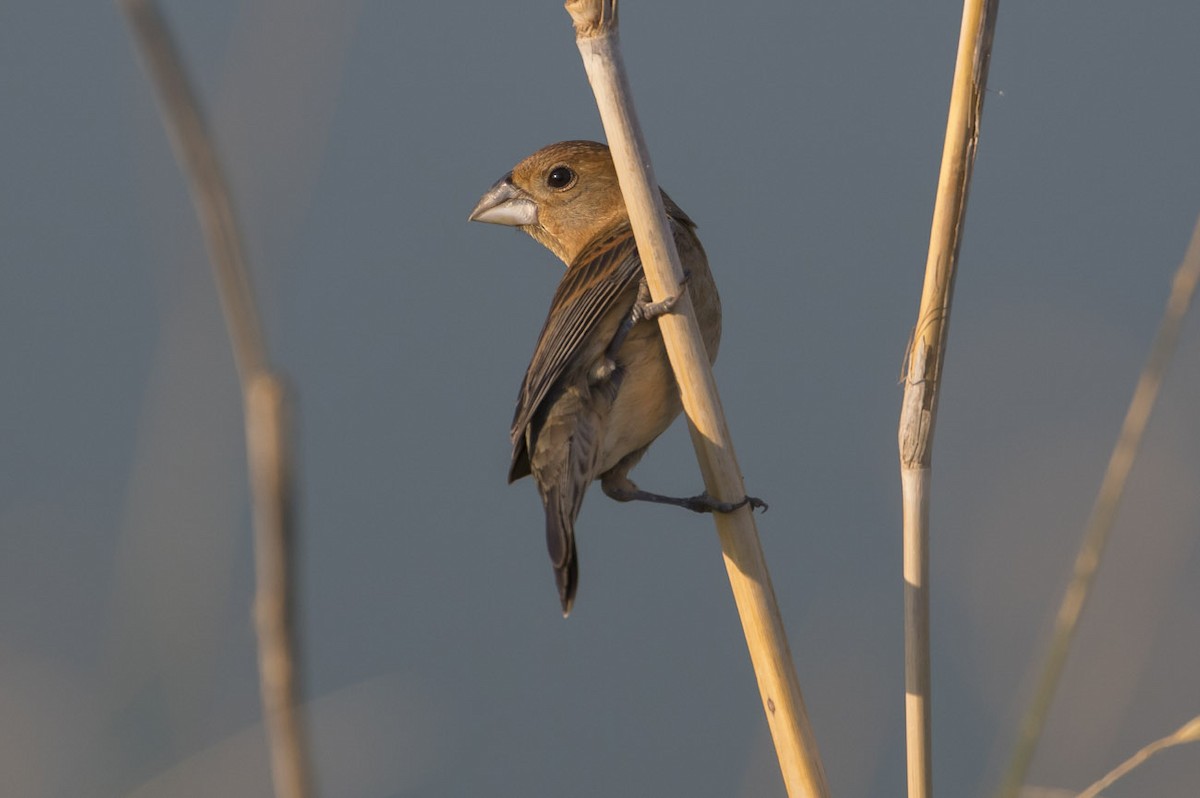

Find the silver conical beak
[[468, 174, 538, 226]]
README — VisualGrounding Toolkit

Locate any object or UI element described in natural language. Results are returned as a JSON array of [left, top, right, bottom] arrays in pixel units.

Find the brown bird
[[469, 140, 762, 616]]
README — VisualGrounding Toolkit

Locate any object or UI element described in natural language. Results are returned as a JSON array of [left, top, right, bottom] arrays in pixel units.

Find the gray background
[[2, 2, 1198, 796]]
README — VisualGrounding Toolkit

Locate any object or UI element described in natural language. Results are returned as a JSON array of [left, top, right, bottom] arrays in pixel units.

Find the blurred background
[[2, 2, 1198, 796]]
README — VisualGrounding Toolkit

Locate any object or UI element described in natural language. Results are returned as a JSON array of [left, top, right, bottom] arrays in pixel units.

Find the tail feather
[[530, 382, 608, 617], [543, 486, 579, 617]]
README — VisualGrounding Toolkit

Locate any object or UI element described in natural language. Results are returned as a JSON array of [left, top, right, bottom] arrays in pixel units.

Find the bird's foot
[[594, 275, 693, 384], [602, 483, 768, 514], [676, 491, 769, 514], [635, 271, 692, 321]]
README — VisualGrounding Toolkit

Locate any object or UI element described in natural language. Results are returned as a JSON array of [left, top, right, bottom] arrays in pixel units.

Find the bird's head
[[469, 140, 627, 265]]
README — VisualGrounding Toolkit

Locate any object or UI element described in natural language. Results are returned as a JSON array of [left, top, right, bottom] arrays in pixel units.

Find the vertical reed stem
[[118, 3, 313, 797], [564, 2, 828, 796], [899, 3, 1000, 797]]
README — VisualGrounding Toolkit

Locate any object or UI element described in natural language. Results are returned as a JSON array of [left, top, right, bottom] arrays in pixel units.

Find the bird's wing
[[508, 224, 643, 482]]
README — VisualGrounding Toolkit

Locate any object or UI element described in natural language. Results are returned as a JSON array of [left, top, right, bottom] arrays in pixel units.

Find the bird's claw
[[745, 495, 769, 513], [639, 272, 693, 320], [602, 273, 693, 370]]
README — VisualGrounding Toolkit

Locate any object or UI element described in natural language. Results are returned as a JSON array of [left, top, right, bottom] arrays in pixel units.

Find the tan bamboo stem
[[997, 214, 1200, 798], [118, 3, 313, 797], [564, 2, 828, 796], [898, 2, 999, 797]]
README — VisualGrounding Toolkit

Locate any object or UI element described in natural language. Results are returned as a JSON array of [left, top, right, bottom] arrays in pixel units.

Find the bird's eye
[[546, 166, 576, 189]]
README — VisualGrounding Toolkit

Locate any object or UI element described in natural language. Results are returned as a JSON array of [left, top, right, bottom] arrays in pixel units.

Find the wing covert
[[508, 225, 643, 480]]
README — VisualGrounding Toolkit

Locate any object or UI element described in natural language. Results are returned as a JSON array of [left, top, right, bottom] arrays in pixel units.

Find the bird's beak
[[468, 174, 538, 226]]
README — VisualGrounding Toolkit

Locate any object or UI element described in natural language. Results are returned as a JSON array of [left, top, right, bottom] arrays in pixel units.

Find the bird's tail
[[543, 486, 579, 617]]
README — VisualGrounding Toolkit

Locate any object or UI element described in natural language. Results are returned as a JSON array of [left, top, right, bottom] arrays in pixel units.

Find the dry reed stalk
[[898, 2, 999, 797], [564, 2, 828, 796], [1075, 714, 1200, 798], [996, 215, 1200, 798], [118, 3, 313, 797]]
